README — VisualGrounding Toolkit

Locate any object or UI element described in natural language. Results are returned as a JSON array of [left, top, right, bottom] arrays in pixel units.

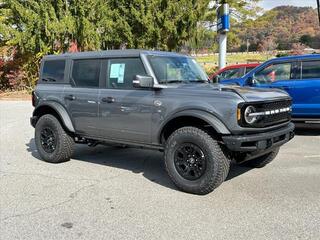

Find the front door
[[252, 61, 298, 104], [97, 58, 155, 143]]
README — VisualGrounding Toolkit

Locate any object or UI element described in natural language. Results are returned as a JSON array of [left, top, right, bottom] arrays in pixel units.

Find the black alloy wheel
[[40, 127, 56, 153], [174, 143, 207, 180], [35, 114, 74, 163]]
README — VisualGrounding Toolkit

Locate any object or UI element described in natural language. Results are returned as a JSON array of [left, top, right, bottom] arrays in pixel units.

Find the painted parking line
[[304, 155, 320, 159]]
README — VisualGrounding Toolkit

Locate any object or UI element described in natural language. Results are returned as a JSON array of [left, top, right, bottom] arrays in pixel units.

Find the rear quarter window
[[41, 60, 66, 83], [301, 61, 320, 79]]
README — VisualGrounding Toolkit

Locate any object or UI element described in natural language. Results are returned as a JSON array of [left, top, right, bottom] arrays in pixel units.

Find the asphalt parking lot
[[0, 101, 319, 240]]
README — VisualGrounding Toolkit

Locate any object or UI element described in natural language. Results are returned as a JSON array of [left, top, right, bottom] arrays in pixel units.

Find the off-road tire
[[35, 114, 74, 163], [241, 148, 279, 168], [164, 127, 230, 195]]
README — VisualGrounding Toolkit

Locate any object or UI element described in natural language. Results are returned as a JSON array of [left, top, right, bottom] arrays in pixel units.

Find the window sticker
[[110, 63, 125, 83]]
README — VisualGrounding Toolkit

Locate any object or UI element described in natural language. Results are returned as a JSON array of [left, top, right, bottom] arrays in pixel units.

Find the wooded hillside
[[236, 6, 320, 51]]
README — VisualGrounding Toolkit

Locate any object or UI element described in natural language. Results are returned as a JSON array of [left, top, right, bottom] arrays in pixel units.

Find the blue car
[[220, 54, 320, 121]]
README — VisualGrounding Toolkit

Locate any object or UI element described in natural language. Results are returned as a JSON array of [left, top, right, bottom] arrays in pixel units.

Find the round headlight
[[244, 106, 257, 124]]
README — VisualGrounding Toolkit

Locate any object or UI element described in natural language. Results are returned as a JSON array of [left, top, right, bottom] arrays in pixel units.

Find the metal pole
[[219, 33, 227, 69]]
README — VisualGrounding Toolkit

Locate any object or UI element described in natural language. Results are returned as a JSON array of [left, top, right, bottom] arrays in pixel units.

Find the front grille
[[258, 99, 291, 127], [261, 99, 292, 111], [239, 99, 292, 128]]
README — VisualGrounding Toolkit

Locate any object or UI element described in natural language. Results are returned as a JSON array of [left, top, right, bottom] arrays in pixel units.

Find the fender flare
[[33, 102, 75, 133], [158, 109, 231, 141]]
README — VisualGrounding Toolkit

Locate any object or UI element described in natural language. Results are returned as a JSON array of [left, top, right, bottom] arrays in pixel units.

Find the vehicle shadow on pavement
[[26, 138, 253, 191], [294, 123, 320, 136], [225, 163, 252, 181]]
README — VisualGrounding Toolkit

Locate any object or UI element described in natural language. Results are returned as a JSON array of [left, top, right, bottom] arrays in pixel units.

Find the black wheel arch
[[159, 110, 230, 144], [32, 102, 75, 133]]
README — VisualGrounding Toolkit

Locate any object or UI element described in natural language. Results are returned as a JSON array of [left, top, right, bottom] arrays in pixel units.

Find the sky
[[259, 0, 317, 10]]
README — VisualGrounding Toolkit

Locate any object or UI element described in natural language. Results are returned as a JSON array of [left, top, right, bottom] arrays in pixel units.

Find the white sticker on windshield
[[110, 63, 125, 83]]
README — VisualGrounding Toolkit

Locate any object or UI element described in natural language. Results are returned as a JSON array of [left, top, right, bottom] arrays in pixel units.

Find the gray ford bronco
[[31, 50, 294, 195]]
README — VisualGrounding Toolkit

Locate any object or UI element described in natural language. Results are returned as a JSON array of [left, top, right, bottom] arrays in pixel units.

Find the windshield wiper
[[160, 80, 189, 84], [159, 79, 208, 84], [191, 79, 208, 83]]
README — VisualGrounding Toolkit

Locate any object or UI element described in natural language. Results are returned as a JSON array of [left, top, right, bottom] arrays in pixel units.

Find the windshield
[[147, 55, 208, 84]]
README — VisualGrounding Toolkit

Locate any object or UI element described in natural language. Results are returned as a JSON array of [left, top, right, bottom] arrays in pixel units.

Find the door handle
[[65, 94, 76, 101], [101, 97, 115, 103]]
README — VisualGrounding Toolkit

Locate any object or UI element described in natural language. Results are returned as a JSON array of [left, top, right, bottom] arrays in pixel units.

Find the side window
[[107, 58, 146, 89], [72, 59, 100, 88], [219, 68, 242, 80], [42, 60, 66, 83], [301, 61, 320, 79], [245, 67, 256, 74], [254, 63, 292, 84]]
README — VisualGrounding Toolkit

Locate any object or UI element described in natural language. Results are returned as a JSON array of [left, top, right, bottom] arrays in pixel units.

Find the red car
[[210, 63, 260, 83]]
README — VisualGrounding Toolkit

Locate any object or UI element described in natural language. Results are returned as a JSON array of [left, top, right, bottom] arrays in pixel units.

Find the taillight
[[32, 91, 36, 107]]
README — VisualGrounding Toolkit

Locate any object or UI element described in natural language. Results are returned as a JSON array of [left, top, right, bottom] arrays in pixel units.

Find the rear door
[[63, 58, 101, 136], [293, 60, 320, 117]]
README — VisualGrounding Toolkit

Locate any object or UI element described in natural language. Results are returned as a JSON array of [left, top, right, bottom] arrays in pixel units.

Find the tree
[[258, 37, 276, 52], [1, 0, 210, 52], [300, 34, 313, 47]]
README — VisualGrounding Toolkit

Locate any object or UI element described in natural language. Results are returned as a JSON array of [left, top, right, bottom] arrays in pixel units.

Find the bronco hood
[[218, 84, 291, 102], [166, 83, 291, 102]]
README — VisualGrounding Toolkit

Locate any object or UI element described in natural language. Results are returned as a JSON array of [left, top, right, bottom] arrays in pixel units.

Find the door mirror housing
[[246, 75, 255, 86], [133, 75, 154, 88]]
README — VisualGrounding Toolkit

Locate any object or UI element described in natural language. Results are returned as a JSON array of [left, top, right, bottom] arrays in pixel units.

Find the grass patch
[[196, 52, 275, 65]]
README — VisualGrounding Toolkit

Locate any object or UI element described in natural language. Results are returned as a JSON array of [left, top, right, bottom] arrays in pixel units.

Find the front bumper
[[222, 122, 295, 152]]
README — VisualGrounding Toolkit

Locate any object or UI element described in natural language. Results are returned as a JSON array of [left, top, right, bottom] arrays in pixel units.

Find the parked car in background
[[210, 63, 260, 83], [220, 54, 320, 121]]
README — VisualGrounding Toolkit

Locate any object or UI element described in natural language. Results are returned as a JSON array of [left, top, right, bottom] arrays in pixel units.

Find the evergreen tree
[[1, 0, 210, 53]]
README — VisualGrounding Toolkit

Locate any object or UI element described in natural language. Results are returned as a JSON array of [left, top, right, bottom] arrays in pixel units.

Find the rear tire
[[241, 148, 279, 168], [35, 114, 74, 163], [164, 127, 230, 195]]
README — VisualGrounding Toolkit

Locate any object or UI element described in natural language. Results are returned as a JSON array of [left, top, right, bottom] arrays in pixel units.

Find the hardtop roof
[[43, 49, 188, 60]]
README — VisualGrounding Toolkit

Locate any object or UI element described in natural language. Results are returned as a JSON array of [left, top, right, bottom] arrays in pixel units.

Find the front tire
[[35, 114, 74, 163], [164, 127, 230, 195], [241, 148, 279, 168]]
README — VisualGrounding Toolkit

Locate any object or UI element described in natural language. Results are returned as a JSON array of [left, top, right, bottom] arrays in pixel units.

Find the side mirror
[[246, 75, 255, 86], [133, 75, 154, 88]]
